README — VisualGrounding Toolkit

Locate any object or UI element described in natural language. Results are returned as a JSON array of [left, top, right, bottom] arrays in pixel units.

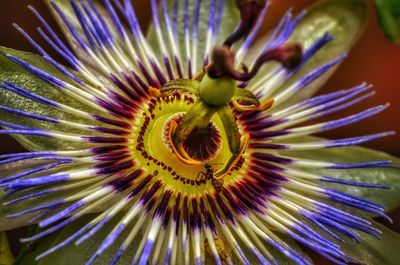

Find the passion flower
[[0, 0, 399, 265]]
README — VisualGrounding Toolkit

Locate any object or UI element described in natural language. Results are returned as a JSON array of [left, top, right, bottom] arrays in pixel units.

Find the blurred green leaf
[[374, 0, 400, 45], [38, 214, 137, 265], [0, 159, 53, 231], [341, 220, 400, 264], [11, 215, 132, 265], [278, 136, 400, 212], [266, 234, 313, 265], [12, 226, 51, 265], [222, 231, 311, 265], [0, 159, 125, 231], [0, 232, 14, 265], [36, 213, 307, 265]]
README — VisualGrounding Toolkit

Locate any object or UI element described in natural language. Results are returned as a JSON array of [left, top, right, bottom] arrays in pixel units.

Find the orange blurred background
[[0, 1, 399, 264]]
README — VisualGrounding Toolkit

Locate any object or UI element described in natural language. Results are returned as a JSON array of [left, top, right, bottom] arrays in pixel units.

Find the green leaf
[[277, 136, 400, 212], [0, 159, 75, 231], [374, 0, 400, 45], [0, 159, 125, 231], [0, 159, 46, 197], [341, 220, 400, 264], [249, 0, 368, 105], [0, 232, 14, 265], [147, 0, 240, 70], [12, 212, 297, 265], [267, 233, 313, 265], [0, 46, 102, 151], [12, 226, 55, 265], [38, 214, 137, 265], [233, 232, 312, 265]]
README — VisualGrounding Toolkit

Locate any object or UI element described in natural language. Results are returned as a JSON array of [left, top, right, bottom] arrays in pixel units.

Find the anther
[[233, 98, 274, 112], [149, 86, 163, 98], [168, 120, 202, 166], [214, 134, 250, 180], [193, 64, 212, 81]]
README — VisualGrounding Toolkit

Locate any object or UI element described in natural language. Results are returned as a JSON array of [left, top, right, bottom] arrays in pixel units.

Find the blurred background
[[0, 0, 399, 264]]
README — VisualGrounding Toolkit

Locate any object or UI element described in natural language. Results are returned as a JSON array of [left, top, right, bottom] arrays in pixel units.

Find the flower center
[[142, 2, 302, 191], [164, 115, 222, 161], [129, 93, 236, 194]]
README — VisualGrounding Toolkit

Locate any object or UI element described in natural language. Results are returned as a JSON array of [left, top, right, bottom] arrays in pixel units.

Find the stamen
[[178, 142, 202, 163], [168, 120, 202, 166], [214, 134, 250, 180], [233, 98, 275, 112], [149, 86, 163, 98], [193, 64, 212, 81], [257, 98, 275, 111]]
